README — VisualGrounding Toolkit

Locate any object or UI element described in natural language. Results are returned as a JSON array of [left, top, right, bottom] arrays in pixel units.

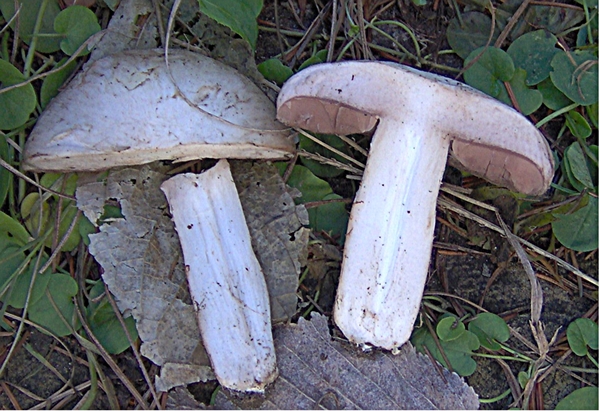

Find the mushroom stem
[[333, 119, 450, 350], [161, 160, 277, 392]]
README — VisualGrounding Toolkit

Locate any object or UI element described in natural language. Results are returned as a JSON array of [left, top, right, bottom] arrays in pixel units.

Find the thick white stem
[[333, 119, 450, 350], [161, 160, 277, 392]]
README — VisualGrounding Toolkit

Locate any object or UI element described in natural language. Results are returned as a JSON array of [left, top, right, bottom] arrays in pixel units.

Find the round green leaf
[[552, 196, 598, 252], [6, 260, 52, 309], [21, 192, 50, 238], [284, 164, 334, 203], [566, 110, 592, 139], [54, 5, 101, 56], [0, 59, 37, 130], [468, 312, 510, 350], [40, 57, 78, 108], [87, 282, 138, 354], [446, 12, 498, 60], [567, 318, 598, 356], [412, 326, 480, 377], [586, 103, 598, 128], [550, 51, 598, 106], [497, 68, 543, 115], [556, 387, 599, 410], [309, 193, 349, 243], [463, 47, 515, 98], [436, 316, 466, 342], [564, 143, 595, 190], [0, 0, 62, 53], [198, 0, 262, 50], [298, 50, 328, 71], [257, 58, 293, 86], [0, 210, 32, 245], [282, 165, 349, 243], [538, 78, 574, 110], [507, 30, 558, 86], [29, 273, 79, 336]]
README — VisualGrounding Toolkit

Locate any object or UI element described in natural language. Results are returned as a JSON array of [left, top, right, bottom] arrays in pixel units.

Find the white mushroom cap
[[23, 49, 295, 172], [277, 61, 554, 195]]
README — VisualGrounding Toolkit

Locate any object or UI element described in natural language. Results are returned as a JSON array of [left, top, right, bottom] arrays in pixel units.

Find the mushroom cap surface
[[24, 49, 295, 172], [277, 61, 554, 196]]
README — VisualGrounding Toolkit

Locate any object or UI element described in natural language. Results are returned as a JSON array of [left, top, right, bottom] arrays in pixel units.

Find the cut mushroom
[[161, 160, 277, 391], [277, 61, 554, 350], [23, 49, 296, 391]]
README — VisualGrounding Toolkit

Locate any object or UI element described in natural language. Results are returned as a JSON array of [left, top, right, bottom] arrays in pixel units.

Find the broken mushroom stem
[[277, 61, 554, 350], [161, 160, 278, 392]]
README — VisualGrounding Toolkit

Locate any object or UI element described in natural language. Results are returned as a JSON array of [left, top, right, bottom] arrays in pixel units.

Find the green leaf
[[299, 133, 349, 178], [44, 202, 81, 252], [586, 103, 598, 129], [257, 58, 293, 85], [6, 260, 52, 309], [309, 193, 349, 242], [412, 326, 480, 377], [525, 5, 585, 35], [284, 164, 334, 203], [566, 110, 592, 139], [573, 0, 598, 8], [463, 46, 515, 98], [468, 312, 510, 351], [555, 387, 599, 410], [280, 164, 349, 242], [40, 58, 78, 108], [29, 273, 79, 336], [538, 77, 573, 110], [0, 0, 62, 53], [40, 173, 78, 197], [567, 318, 598, 356], [87, 282, 138, 354], [550, 51, 598, 106], [0, 59, 37, 130], [507, 30, 558, 86], [0, 211, 32, 245], [0, 136, 10, 208], [21, 192, 50, 237], [54, 5, 101, 56], [78, 215, 96, 246], [436, 316, 466, 342], [552, 195, 598, 252], [498, 68, 543, 115], [446, 12, 498, 60], [564, 143, 595, 189], [198, 0, 263, 50], [298, 49, 328, 71]]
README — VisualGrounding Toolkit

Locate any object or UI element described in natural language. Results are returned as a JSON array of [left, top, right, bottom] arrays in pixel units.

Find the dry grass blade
[[298, 150, 364, 175], [73, 301, 151, 410], [0, 157, 75, 201], [104, 283, 161, 408], [437, 195, 598, 286], [297, 129, 366, 168]]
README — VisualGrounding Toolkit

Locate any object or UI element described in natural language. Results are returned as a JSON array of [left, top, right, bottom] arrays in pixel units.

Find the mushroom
[[23, 49, 296, 391], [276, 61, 554, 350], [160, 160, 277, 391]]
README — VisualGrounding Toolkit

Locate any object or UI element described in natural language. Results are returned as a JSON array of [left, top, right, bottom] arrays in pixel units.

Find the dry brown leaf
[[213, 313, 479, 410], [77, 162, 308, 391]]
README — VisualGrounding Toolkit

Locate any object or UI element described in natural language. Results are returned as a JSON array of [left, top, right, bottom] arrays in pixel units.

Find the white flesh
[[161, 160, 277, 392], [333, 119, 450, 350]]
